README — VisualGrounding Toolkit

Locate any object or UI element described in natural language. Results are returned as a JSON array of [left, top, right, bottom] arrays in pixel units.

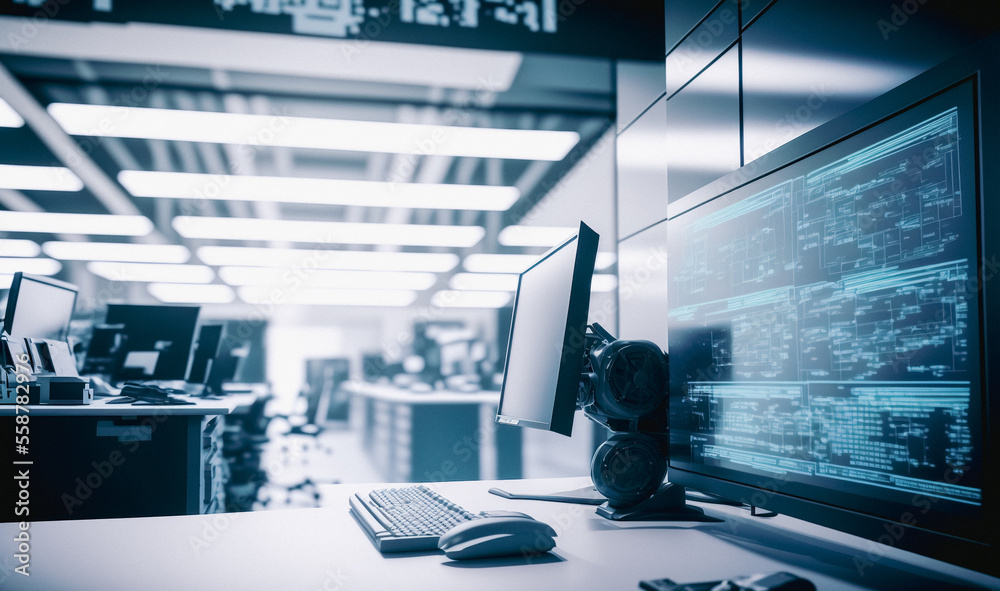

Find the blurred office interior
[[3, 1, 997, 517], [0, 3, 643, 511]]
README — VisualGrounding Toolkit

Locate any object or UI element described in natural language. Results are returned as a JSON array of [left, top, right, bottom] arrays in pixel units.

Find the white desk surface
[[2, 477, 996, 591], [345, 381, 501, 405], [0, 395, 238, 416]]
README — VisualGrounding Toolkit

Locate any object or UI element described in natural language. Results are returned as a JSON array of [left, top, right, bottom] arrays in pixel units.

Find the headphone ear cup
[[590, 433, 667, 508]]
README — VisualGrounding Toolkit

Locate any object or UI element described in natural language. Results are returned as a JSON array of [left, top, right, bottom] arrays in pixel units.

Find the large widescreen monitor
[[496, 221, 599, 437], [666, 35, 998, 576]]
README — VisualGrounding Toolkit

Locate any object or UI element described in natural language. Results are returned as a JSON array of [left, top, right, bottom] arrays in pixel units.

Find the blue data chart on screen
[[668, 102, 982, 507]]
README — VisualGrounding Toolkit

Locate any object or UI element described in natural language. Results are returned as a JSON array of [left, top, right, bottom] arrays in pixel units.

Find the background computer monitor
[[665, 37, 998, 576], [105, 304, 200, 381], [2, 272, 78, 341], [495, 221, 598, 437], [187, 324, 223, 384], [205, 337, 250, 392]]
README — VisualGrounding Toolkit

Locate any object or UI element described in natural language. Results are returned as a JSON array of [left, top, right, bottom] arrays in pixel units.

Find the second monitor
[[105, 304, 200, 382]]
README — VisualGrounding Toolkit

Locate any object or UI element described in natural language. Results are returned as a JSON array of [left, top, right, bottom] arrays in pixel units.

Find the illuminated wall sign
[[4, 0, 663, 60]]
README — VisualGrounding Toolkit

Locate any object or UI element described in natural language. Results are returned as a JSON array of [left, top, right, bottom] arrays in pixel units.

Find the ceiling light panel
[[430, 290, 512, 308], [0, 212, 153, 236], [197, 246, 459, 273], [42, 241, 190, 263], [0, 98, 24, 127], [596, 252, 616, 271], [148, 283, 235, 304], [0, 164, 83, 191], [119, 171, 519, 211], [591, 274, 618, 292], [0, 257, 61, 276], [87, 262, 215, 283], [174, 217, 484, 248], [461, 254, 539, 274], [448, 273, 519, 291], [497, 225, 576, 247], [0, 239, 41, 257], [238, 286, 418, 307], [219, 267, 437, 291], [49, 104, 577, 161]]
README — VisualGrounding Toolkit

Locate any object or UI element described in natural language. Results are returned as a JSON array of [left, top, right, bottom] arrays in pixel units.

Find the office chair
[[221, 393, 273, 511], [263, 359, 350, 506]]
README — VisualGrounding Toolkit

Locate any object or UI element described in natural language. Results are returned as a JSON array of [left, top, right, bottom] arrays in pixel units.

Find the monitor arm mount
[[576, 323, 718, 522]]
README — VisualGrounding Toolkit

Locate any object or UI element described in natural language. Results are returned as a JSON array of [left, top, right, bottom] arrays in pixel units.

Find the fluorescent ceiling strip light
[[431, 290, 512, 308], [87, 262, 215, 283], [497, 225, 576, 247], [174, 216, 484, 248], [0, 239, 41, 257], [0, 211, 153, 236], [0, 164, 83, 191], [5, 20, 521, 90], [591, 274, 618, 292], [462, 254, 539, 274], [463, 253, 616, 274], [197, 246, 458, 273], [42, 241, 190, 263], [238, 286, 417, 307], [595, 252, 616, 271], [119, 170, 519, 211], [0, 98, 24, 127], [0, 257, 61, 275], [49, 103, 577, 161], [219, 266, 437, 291], [148, 283, 235, 304], [448, 273, 519, 292]]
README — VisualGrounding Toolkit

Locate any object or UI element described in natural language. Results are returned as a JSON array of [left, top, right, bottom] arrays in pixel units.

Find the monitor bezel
[[2, 272, 79, 341], [664, 32, 1000, 576], [496, 221, 599, 437]]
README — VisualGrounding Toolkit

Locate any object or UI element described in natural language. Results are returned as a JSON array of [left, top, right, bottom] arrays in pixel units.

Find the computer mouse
[[437, 515, 557, 560]]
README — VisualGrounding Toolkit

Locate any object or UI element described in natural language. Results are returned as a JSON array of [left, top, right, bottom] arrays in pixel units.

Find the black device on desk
[[104, 303, 200, 382], [187, 324, 223, 386]]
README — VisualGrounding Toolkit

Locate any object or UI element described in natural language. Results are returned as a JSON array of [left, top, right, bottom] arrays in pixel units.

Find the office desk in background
[[346, 382, 522, 482], [2, 476, 997, 591], [0, 396, 246, 522]]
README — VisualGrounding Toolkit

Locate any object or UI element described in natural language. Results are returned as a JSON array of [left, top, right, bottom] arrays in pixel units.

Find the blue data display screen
[[668, 82, 983, 516]]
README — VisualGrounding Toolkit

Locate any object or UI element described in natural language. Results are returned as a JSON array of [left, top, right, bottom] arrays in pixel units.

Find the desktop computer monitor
[[187, 324, 223, 384], [205, 337, 250, 392], [105, 304, 200, 382], [496, 221, 599, 437], [2, 272, 78, 341], [665, 38, 998, 576]]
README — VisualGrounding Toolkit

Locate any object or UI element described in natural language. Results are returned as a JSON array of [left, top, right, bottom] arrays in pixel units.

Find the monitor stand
[[488, 485, 607, 505], [489, 482, 723, 522], [595, 483, 722, 522]]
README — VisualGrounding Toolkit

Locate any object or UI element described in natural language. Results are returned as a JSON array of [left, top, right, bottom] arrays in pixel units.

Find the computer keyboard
[[349, 485, 480, 552]]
